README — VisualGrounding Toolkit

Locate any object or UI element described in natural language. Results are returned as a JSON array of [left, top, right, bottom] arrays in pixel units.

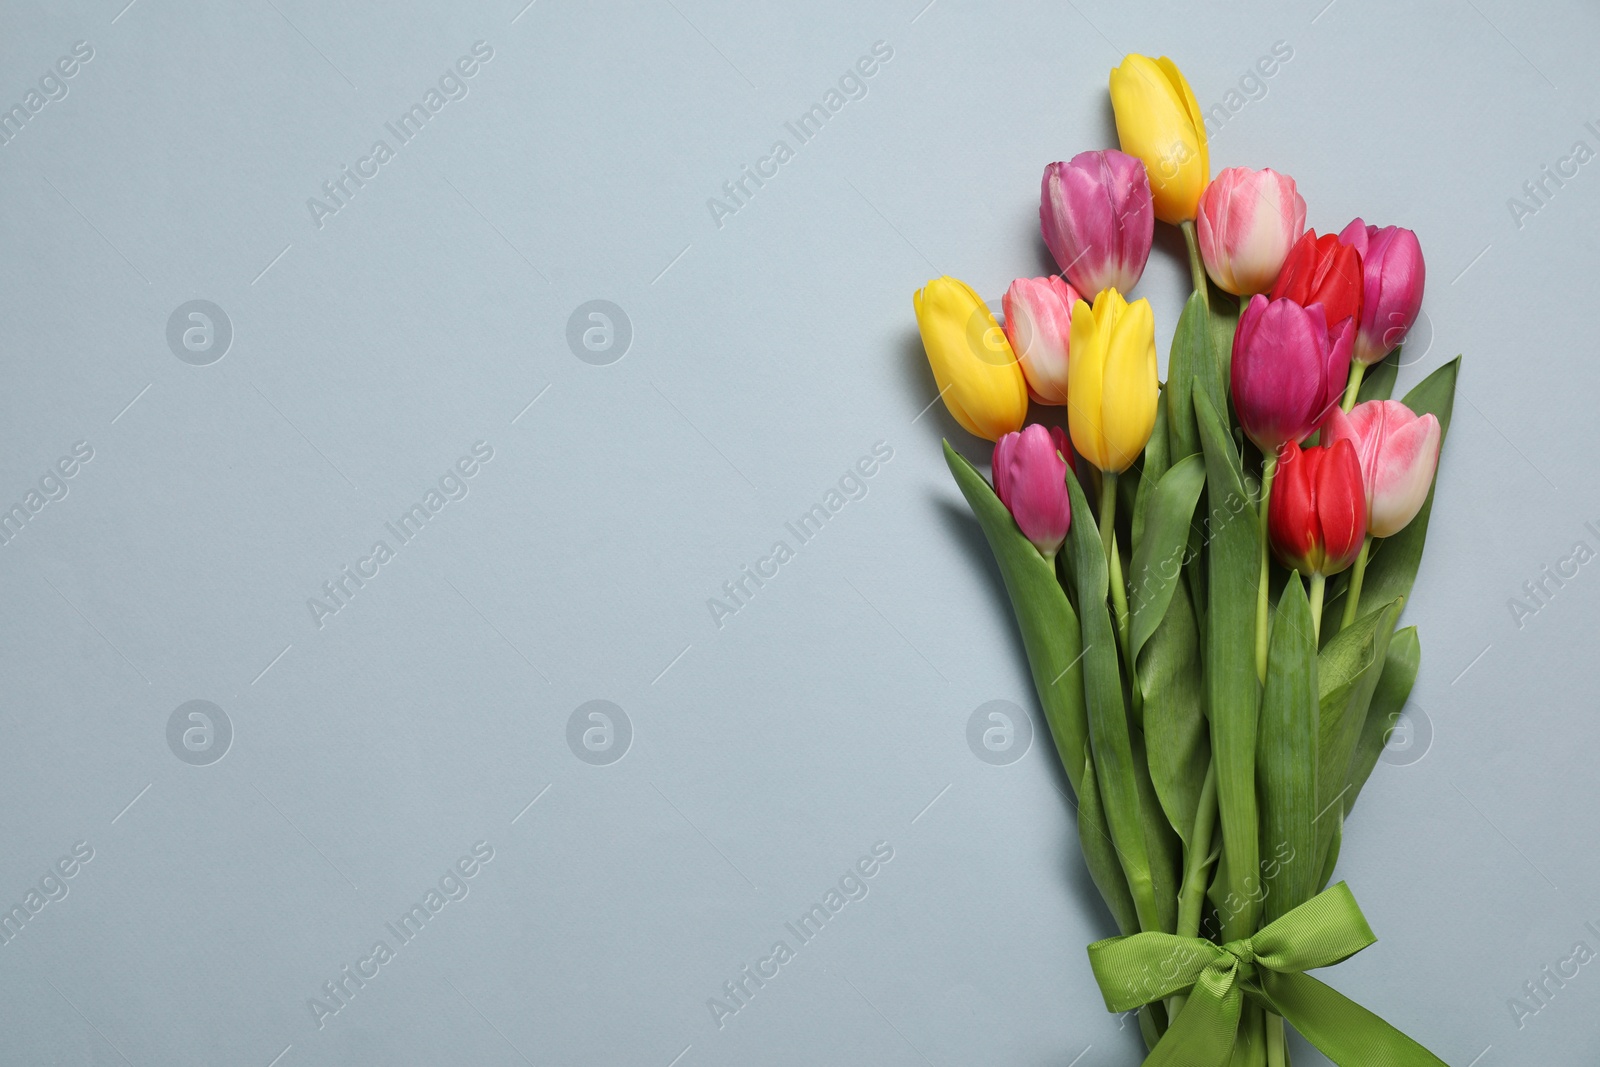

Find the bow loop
[[1087, 883, 1448, 1067]]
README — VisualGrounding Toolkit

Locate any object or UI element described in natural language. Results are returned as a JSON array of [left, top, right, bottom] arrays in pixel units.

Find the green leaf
[[1131, 728, 1181, 934], [1315, 597, 1404, 870], [1077, 755, 1141, 935], [1206, 288, 1241, 422], [1063, 464, 1161, 931], [1195, 389, 1262, 941], [1132, 390, 1172, 549], [1139, 576, 1209, 848], [944, 441, 1090, 798], [1358, 352, 1399, 403], [1166, 290, 1206, 462], [1128, 454, 1206, 666], [1344, 626, 1421, 815], [1257, 575, 1319, 923]]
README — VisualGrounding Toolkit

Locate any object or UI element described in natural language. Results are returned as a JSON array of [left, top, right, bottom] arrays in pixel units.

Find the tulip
[[993, 424, 1073, 557], [1109, 55, 1208, 224], [1231, 295, 1355, 452], [1269, 230, 1364, 329], [1002, 276, 1080, 406], [1337, 220, 1426, 366], [1269, 439, 1367, 577], [1321, 400, 1442, 538], [1196, 167, 1306, 296], [1040, 151, 1155, 297], [914, 276, 1029, 441], [1066, 289, 1158, 474]]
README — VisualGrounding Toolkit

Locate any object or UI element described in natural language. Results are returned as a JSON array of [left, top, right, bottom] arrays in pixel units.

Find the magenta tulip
[[1231, 295, 1355, 452], [1337, 219, 1426, 366], [1196, 167, 1306, 296], [1002, 276, 1080, 406], [1040, 150, 1155, 297], [993, 424, 1073, 557], [1321, 400, 1441, 537]]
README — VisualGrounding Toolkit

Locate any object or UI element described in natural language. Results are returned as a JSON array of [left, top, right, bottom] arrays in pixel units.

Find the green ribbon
[[1087, 883, 1448, 1066]]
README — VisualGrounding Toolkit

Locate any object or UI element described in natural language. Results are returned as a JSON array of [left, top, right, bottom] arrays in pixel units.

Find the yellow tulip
[[1109, 55, 1209, 225], [913, 276, 1028, 441], [1067, 289, 1158, 473]]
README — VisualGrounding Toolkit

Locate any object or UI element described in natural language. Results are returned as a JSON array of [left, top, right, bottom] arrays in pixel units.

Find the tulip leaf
[[1314, 596, 1404, 871], [1344, 626, 1421, 816], [1195, 389, 1262, 941], [1132, 726, 1182, 934], [1358, 352, 1400, 403], [1077, 755, 1141, 935], [1207, 288, 1241, 424], [1166, 290, 1206, 462], [1128, 454, 1206, 665], [1132, 391, 1171, 549], [1138, 574, 1209, 848], [943, 441, 1090, 799], [1321, 357, 1460, 635], [1257, 574, 1319, 923], [1064, 464, 1163, 931]]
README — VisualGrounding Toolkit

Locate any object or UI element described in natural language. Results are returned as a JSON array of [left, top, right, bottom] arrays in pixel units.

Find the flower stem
[[1165, 761, 1218, 1022], [1099, 473, 1139, 716], [1255, 453, 1279, 683], [1180, 220, 1208, 297], [1339, 535, 1374, 630], [1309, 573, 1326, 645], [1341, 360, 1367, 411], [1267, 1012, 1289, 1067]]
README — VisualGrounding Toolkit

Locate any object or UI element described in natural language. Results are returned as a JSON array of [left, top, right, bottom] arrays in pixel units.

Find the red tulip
[[1268, 438, 1366, 577], [1230, 295, 1355, 452], [1269, 229, 1364, 329], [993, 424, 1073, 558]]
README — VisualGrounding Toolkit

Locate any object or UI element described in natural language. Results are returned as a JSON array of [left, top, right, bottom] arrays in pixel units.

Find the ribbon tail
[[1141, 965, 1244, 1067], [1259, 971, 1449, 1067]]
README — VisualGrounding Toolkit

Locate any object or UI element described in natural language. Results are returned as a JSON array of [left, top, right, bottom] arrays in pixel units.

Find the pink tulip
[[1040, 151, 1154, 297], [1002, 276, 1080, 406], [1321, 400, 1441, 537], [993, 424, 1073, 557], [1336, 220, 1426, 366], [1231, 295, 1354, 452], [1196, 167, 1306, 296]]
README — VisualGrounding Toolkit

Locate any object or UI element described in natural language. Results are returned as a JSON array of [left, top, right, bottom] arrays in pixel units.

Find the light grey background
[[0, 0, 1595, 1063]]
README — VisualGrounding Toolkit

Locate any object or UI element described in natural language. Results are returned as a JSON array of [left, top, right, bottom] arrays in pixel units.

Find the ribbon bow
[[1087, 883, 1448, 1066]]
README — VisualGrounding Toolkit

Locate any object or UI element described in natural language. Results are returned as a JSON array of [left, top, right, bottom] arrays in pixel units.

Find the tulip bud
[[1269, 230, 1365, 329], [1002, 276, 1080, 406], [993, 424, 1073, 557], [1231, 295, 1354, 452], [1337, 220, 1426, 366], [1269, 439, 1367, 577], [1196, 167, 1306, 296], [914, 276, 1029, 441], [1108, 55, 1209, 224], [1040, 151, 1155, 297], [1067, 289, 1159, 474], [1321, 400, 1441, 538]]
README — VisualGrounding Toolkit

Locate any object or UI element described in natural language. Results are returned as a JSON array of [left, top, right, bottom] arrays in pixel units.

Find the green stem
[[1099, 472, 1141, 719], [1167, 763, 1220, 1021], [1267, 1012, 1289, 1067], [1255, 453, 1278, 683], [1309, 573, 1326, 645], [1180, 220, 1208, 297], [1341, 360, 1367, 412], [1339, 536, 1373, 631]]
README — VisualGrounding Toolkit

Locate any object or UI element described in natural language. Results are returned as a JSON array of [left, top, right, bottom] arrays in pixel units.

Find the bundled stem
[[1254, 453, 1278, 681]]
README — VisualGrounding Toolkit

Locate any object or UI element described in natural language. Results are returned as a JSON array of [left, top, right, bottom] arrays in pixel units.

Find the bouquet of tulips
[[915, 54, 1458, 1067]]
